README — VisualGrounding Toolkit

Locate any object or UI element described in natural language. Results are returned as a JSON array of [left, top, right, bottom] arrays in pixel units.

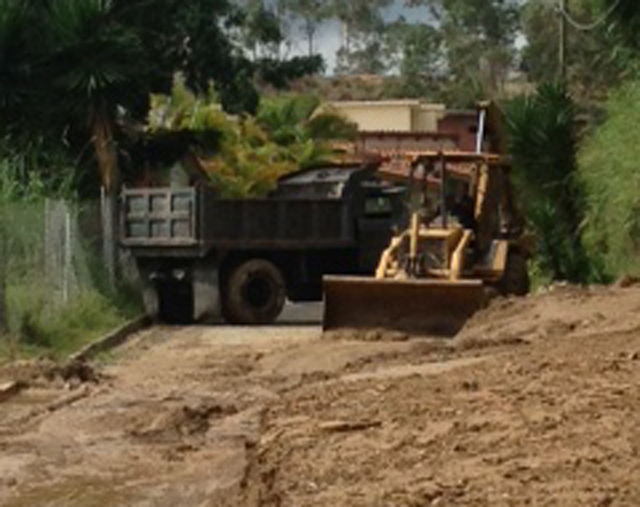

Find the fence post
[[63, 205, 72, 304]]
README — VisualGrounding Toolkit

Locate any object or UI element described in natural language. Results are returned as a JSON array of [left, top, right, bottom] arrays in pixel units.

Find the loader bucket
[[323, 276, 488, 337]]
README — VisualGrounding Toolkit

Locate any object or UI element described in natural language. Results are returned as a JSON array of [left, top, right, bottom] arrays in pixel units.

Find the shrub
[[579, 81, 640, 278]]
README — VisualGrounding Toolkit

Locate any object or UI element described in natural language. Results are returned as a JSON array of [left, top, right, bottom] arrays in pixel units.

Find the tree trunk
[[91, 106, 119, 288], [92, 107, 118, 194], [306, 19, 315, 56]]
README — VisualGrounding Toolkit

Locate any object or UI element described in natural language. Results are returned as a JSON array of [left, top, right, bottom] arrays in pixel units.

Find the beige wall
[[412, 104, 446, 132], [330, 102, 413, 131], [329, 100, 445, 133]]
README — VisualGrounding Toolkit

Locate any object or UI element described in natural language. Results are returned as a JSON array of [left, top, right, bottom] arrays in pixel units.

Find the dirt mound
[[129, 401, 239, 444], [0, 359, 101, 389], [5, 288, 640, 506], [255, 296, 640, 506]]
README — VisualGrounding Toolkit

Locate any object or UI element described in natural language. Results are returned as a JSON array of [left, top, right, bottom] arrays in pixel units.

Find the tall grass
[[579, 81, 640, 278], [0, 154, 138, 360]]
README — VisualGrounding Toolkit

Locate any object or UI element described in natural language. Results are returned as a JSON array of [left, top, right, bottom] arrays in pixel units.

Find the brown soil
[[2, 287, 640, 506]]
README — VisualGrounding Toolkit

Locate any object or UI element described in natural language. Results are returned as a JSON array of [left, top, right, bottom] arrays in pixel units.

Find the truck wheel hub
[[243, 276, 272, 309]]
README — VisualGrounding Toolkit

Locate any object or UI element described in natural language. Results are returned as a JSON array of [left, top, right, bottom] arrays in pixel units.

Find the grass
[[1, 283, 139, 361], [0, 194, 144, 362], [579, 81, 640, 280]]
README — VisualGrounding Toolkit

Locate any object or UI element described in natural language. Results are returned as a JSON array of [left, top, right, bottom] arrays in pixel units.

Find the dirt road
[[2, 287, 640, 506]]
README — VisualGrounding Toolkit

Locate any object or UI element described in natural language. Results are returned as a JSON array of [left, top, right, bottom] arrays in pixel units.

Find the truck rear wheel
[[500, 251, 530, 296], [223, 259, 286, 325]]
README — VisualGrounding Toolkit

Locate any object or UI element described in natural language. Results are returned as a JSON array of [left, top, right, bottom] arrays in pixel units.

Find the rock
[[318, 420, 382, 433]]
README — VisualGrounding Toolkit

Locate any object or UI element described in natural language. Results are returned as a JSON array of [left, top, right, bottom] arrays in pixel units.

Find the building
[[328, 100, 446, 133], [328, 99, 479, 152], [437, 109, 477, 152], [326, 99, 492, 185]]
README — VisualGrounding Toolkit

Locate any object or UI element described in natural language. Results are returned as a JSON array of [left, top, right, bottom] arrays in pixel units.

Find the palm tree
[[40, 0, 156, 194], [35, 0, 165, 283], [256, 94, 357, 169], [0, 0, 34, 136]]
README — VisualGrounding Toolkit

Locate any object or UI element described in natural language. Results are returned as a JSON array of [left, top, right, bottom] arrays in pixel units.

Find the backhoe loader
[[323, 103, 530, 336]]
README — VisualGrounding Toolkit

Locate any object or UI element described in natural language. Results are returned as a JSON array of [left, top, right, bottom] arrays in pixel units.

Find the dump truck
[[323, 103, 530, 336], [121, 163, 406, 324]]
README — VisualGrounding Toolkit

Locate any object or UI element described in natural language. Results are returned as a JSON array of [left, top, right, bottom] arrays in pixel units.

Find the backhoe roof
[[376, 151, 511, 184]]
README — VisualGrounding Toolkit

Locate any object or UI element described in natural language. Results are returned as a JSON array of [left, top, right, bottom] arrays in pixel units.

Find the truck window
[[365, 196, 393, 217]]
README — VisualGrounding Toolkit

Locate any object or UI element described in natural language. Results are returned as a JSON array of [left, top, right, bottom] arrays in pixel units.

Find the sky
[[285, 2, 432, 74], [282, 1, 526, 75]]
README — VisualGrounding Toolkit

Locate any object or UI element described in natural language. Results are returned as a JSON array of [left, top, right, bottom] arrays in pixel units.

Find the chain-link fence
[[0, 197, 140, 355]]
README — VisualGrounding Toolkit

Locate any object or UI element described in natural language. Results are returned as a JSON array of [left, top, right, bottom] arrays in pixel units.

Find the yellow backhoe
[[323, 103, 530, 336]]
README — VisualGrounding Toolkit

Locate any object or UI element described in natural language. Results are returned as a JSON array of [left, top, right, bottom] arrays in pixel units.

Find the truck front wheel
[[223, 259, 286, 325]]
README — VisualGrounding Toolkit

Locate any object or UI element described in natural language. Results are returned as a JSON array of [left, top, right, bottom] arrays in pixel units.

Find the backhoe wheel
[[223, 259, 286, 325], [500, 251, 530, 296]]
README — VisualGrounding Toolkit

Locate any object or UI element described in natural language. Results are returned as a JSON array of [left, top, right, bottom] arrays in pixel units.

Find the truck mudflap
[[323, 276, 488, 337]]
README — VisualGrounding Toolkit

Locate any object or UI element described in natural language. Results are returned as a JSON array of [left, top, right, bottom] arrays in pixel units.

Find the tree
[[0, 0, 38, 138], [40, 0, 154, 195], [521, 0, 629, 102], [242, 0, 285, 60], [284, 0, 331, 56], [0, 0, 324, 284], [2, 0, 325, 187], [520, 0, 559, 83], [147, 78, 357, 197], [331, 0, 393, 75], [256, 94, 357, 166], [404, 0, 520, 105], [605, 0, 640, 50], [441, 0, 520, 101], [384, 21, 445, 98]]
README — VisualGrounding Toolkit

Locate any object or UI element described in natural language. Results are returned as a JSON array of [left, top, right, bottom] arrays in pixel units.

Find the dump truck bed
[[121, 187, 356, 256]]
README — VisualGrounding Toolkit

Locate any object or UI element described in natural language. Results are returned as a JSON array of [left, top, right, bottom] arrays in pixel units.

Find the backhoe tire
[[500, 252, 530, 296], [223, 259, 286, 325]]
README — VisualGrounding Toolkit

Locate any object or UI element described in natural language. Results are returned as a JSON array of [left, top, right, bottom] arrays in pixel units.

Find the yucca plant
[[505, 82, 593, 283], [40, 0, 155, 193], [0, 0, 29, 128]]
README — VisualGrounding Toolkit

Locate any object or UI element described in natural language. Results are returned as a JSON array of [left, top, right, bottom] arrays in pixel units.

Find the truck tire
[[500, 251, 530, 296], [158, 279, 194, 324], [223, 259, 286, 325]]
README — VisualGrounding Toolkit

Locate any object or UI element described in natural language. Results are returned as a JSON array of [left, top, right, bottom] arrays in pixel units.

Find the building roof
[[330, 100, 445, 109]]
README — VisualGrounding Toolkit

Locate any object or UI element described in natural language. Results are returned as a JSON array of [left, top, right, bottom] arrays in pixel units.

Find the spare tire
[[223, 259, 286, 325], [500, 251, 530, 296]]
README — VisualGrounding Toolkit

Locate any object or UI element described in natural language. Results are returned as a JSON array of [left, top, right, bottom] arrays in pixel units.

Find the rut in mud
[[2, 286, 640, 506]]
